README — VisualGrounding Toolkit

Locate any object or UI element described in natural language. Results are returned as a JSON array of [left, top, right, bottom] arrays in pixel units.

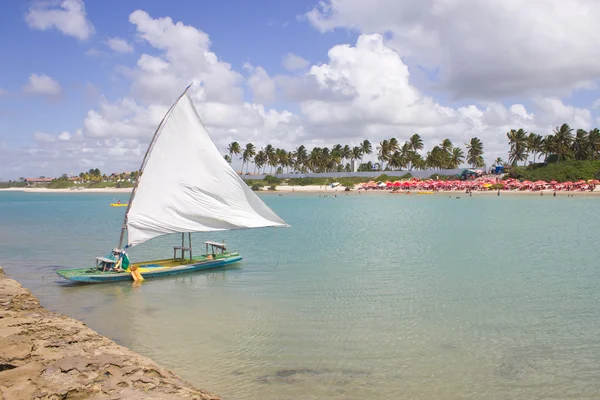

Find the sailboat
[[56, 85, 289, 283]]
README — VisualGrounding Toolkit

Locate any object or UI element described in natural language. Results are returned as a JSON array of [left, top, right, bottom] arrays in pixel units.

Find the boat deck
[[131, 253, 228, 269], [56, 252, 241, 283]]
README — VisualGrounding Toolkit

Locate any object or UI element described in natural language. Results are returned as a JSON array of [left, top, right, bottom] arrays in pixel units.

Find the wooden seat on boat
[[173, 246, 192, 260]]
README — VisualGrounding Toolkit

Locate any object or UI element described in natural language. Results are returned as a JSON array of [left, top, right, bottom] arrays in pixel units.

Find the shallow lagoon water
[[1, 191, 599, 399]]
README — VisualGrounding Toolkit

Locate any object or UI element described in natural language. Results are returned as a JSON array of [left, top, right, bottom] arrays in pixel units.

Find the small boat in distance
[[57, 84, 289, 283], [110, 203, 128, 207]]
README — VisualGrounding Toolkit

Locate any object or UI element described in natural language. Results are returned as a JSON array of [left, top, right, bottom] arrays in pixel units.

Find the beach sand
[[267, 185, 600, 197], [0, 187, 133, 194], [3, 185, 600, 197]]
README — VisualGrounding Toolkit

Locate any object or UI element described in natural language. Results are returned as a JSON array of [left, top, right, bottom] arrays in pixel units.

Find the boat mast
[[117, 83, 194, 249]]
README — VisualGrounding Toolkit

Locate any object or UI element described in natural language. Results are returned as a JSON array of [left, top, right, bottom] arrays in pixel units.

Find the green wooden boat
[[56, 84, 289, 284]]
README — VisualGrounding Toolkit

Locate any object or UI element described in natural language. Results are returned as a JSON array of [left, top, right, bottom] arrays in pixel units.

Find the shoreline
[[0, 187, 134, 193], [2, 185, 600, 197], [264, 185, 600, 196], [0, 266, 220, 399]]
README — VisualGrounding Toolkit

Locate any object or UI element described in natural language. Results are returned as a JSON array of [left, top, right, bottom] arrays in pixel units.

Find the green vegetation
[[507, 125, 600, 167], [0, 181, 27, 188], [47, 179, 76, 189], [508, 160, 600, 182]]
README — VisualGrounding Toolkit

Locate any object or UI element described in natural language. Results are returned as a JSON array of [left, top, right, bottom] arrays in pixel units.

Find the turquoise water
[[1, 191, 600, 399]]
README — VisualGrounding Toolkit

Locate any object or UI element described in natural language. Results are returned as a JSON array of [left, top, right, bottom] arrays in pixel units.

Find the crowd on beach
[[356, 177, 599, 192]]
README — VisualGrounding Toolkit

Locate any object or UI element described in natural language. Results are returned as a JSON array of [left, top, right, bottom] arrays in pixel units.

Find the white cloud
[[532, 98, 592, 130], [33, 132, 56, 142], [282, 53, 309, 71], [244, 63, 277, 104], [305, 0, 600, 99], [58, 131, 71, 141], [22, 74, 62, 96], [593, 99, 600, 109], [278, 34, 593, 159], [25, 0, 95, 40], [9, 13, 597, 179], [106, 37, 133, 53]]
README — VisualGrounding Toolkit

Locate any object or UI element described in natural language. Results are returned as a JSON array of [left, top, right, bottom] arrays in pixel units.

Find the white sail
[[125, 91, 289, 247]]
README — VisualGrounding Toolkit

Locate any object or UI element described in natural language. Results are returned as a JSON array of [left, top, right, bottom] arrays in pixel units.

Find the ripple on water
[[1, 192, 600, 399]]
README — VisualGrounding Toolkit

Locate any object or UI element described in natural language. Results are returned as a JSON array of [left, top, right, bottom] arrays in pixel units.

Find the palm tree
[[377, 139, 390, 169], [227, 141, 241, 172], [541, 134, 556, 161], [507, 128, 528, 165], [553, 123, 574, 163], [287, 151, 296, 173], [440, 139, 454, 168], [572, 129, 589, 161], [254, 150, 266, 174], [527, 133, 544, 164], [360, 140, 372, 164], [223, 154, 232, 164], [263, 144, 276, 173], [341, 145, 351, 166], [275, 148, 288, 172], [409, 134, 424, 153], [425, 146, 445, 169], [589, 128, 600, 160], [351, 146, 362, 171], [241, 143, 256, 174], [294, 145, 308, 172], [398, 142, 412, 170], [449, 147, 464, 168], [389, 137, 400, 153], [466, 137, 484, 167]]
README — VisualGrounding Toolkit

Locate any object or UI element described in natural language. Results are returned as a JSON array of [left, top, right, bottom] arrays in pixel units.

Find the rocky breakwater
[[0, 266, 220, 400]]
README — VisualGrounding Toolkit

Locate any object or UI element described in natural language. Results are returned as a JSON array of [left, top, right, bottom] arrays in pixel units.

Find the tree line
[[224, 134, 485, 175], [225, 123, 600, 175], [506, 123, 600, 166]]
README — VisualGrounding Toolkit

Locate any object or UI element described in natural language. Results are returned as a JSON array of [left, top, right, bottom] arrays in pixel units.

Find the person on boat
[[117, 200, 121, 204]]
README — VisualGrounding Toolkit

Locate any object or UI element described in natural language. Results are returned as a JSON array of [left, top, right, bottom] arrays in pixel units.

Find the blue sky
[[1, 0, 599, 179], [1, 0, 356, 147]]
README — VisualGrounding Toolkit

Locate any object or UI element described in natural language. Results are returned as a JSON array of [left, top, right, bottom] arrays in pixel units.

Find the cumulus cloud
[[9, 12, 598, 178], [305, 0, 600, 100], [106, 37, 133, 53], [276, 34, 594, 158], [25, 0, 95, 40], [22, 74, 62, 96], [282, 53, 309, 71], [244, 63, 277, 104], [58, 131, 72, 140]]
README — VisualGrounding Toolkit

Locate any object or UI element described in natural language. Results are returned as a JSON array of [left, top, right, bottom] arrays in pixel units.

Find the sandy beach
[[266, 185, 600, 197], [3, 185, 600, 197], [0, 187, 134, 194]]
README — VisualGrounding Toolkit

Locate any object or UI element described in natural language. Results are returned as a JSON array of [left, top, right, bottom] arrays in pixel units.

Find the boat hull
[[56, 254, 242, 283], [110, 203, 128, 207]]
